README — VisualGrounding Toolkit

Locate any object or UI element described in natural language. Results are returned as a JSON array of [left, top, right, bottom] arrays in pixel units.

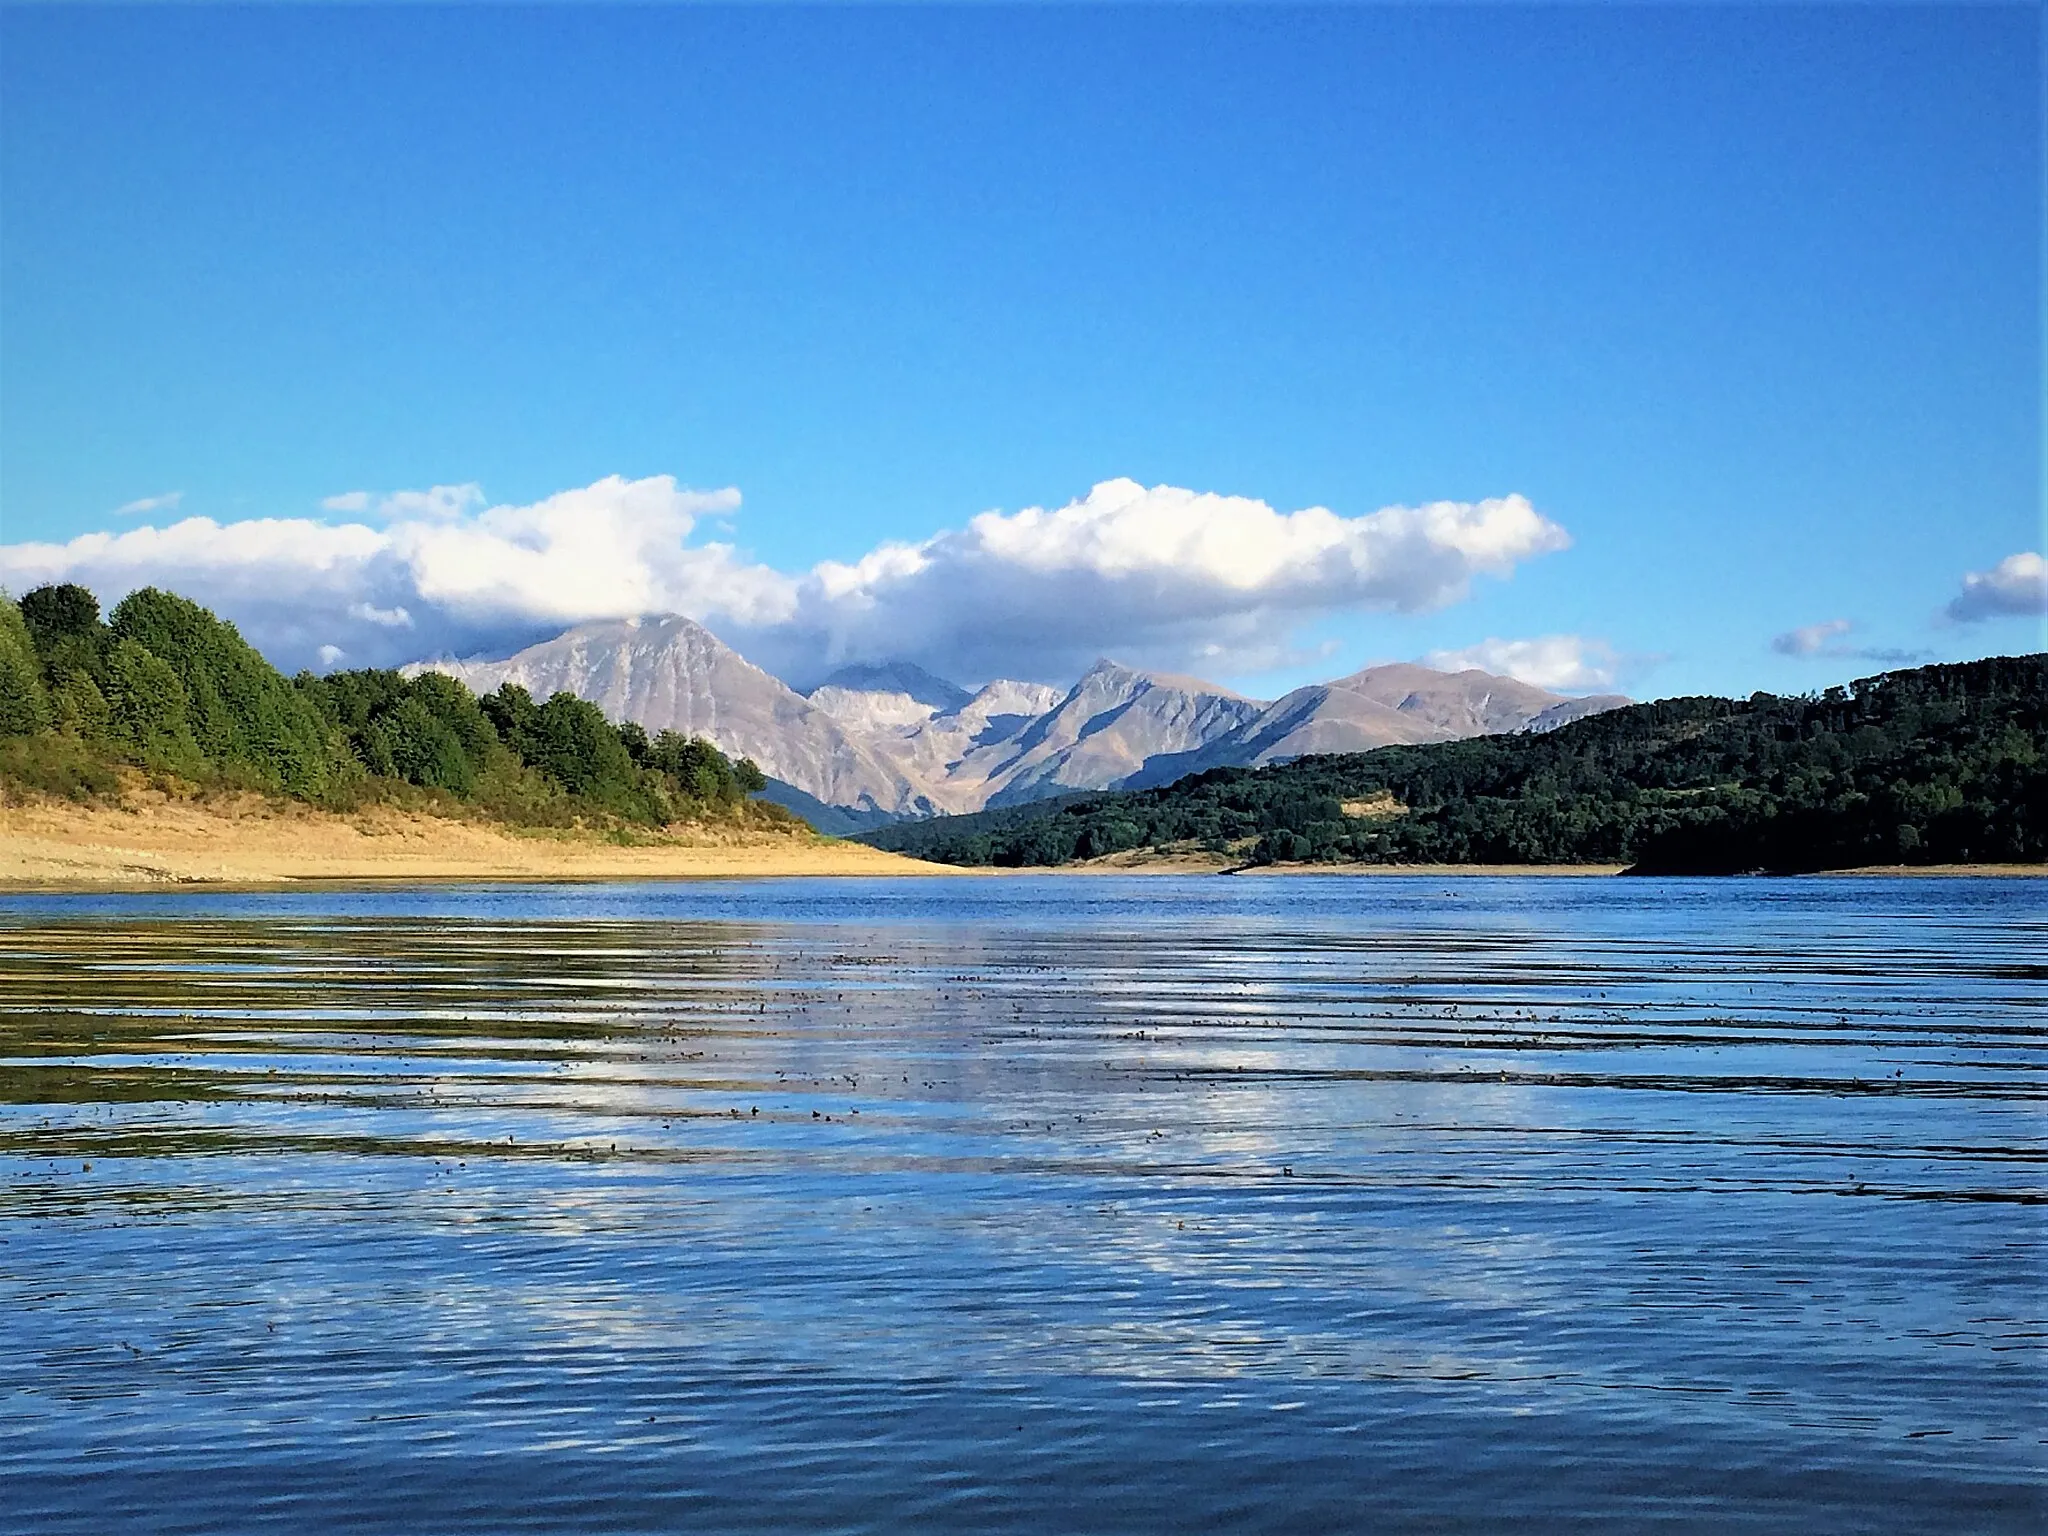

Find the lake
[[1, 875, 2042, 1532]]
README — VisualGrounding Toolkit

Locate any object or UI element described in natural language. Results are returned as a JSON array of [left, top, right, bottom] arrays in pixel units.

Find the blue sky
[[1, 3, 2040, 695]]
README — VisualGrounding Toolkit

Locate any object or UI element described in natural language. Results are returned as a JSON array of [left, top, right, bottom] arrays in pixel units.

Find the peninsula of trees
[[856, 654, 2046, 873], [0, 584, 776, 832]]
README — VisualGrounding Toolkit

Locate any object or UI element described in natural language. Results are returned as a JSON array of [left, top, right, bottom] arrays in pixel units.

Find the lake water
[[1, 875, 2041, 1532]]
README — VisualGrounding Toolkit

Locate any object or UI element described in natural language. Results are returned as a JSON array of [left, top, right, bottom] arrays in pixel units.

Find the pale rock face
[[806, 663, 974, 732], [1521, 694, 1635, 733], [1123, 662, 1632, 785], [972, 660, 1266, 808], [1324, 663, 1605, 737], [405, 615, 929, 815], [807, 686, 948, 732], [847, 677, 1072, 816], [405, 616, 1630, 822]]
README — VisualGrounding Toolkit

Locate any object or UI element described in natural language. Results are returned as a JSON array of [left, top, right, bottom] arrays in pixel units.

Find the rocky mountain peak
[[403, 616, 1629, 824]]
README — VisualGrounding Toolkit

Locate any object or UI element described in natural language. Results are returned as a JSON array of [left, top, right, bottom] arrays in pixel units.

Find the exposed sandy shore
[[0, 791, 959, 888]]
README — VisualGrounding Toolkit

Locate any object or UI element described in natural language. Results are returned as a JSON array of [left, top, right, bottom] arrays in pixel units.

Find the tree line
[[0, 583, 771, 828], [858, 654, 2047, 873]]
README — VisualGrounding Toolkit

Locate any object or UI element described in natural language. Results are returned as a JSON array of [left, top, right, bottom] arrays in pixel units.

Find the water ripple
[[0, 876, 2042, 1532]]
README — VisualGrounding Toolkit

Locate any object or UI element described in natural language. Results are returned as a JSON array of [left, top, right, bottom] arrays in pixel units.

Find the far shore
[[1014, 854, 1629, 876], [0, 791, 960, 889], [1007, 854, 2045, 878]]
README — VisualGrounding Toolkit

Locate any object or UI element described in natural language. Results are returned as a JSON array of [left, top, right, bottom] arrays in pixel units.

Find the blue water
[[1, 875, 2042, 1532]]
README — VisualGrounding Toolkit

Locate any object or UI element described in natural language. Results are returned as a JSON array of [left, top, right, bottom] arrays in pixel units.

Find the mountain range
[[409, 615, 1627, 830]]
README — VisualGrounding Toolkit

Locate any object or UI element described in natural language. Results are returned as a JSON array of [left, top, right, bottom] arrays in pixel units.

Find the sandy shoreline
[[0, 792, 958, 888]]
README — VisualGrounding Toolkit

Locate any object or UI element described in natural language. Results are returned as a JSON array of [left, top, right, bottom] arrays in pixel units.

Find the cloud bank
[[1, 473, 1571, 681], [1421, 634, 1620, 692], [1946, 552, 2046, 623]]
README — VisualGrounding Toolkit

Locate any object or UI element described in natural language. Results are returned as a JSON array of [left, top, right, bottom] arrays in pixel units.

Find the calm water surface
[[1, 876, 2042, 1532]]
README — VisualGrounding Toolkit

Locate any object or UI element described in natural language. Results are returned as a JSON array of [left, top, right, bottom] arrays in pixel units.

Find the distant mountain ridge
[[407, 616, 931, 817], [407, 616, 1629, 823], [857, 654, 2048, 874]]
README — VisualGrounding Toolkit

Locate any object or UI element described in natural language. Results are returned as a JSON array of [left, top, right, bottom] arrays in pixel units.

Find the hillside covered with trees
[[0, 583, 779, 832], [858, 654, 2046, 873]]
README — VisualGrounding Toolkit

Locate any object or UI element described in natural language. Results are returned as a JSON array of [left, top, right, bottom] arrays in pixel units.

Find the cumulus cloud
[[114, 491, 182, 517], [0, 474, 1572, 680], [1946, 552, 2047, 623], [752, 478, 1569, 682], [1422, 634, 1621, 692]]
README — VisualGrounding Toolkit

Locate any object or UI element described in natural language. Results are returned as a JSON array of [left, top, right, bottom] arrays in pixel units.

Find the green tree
[[484, 685, 661, 818], [0, 596, 52, 735], [50, 668, 112, 739], [300, 668, 505, 796], [109, 588, 333, 794], [101, 638, 204, 772], [19, 583, 105, 661], [382, 695, 475, 794], [20, 583, 111, 738]]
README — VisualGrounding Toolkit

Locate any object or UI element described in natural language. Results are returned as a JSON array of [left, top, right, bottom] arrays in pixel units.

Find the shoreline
[[5, 796, 2039, 890], [980, 856, 2044, 879], [0, 792, 959, 889]]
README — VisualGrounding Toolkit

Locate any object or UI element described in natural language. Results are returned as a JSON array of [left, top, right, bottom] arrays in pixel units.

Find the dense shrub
[[101, 638, 204, 772], [109, 588, 332, 794], [0, 597, 53, 735]]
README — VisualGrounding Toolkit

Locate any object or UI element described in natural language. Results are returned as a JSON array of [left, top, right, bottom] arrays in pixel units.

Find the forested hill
[[857, 654, 2047, 874], [1, 583, 781, 831]]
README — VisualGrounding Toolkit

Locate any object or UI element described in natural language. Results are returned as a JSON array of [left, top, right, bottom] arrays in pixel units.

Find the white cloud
[[757, 478, 1569, 681], [348, 601, 415, 629], [114, 491, 182, 517], [316, 644, 346, 667], [323, 484, 483, 520], [0, 474, 1572, 680], [1769, 617, 1928, 666], [1947, 552, 2047, 622], [1771, 618, 1853, 656], [1422, 634, 1621, 692]]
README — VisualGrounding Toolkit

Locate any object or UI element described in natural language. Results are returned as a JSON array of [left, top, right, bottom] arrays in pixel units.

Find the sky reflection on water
[[1, 876, 2042, 1532]]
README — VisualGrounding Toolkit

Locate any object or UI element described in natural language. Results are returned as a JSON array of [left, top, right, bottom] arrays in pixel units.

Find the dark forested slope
[[857, 655, 2046, 873]]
